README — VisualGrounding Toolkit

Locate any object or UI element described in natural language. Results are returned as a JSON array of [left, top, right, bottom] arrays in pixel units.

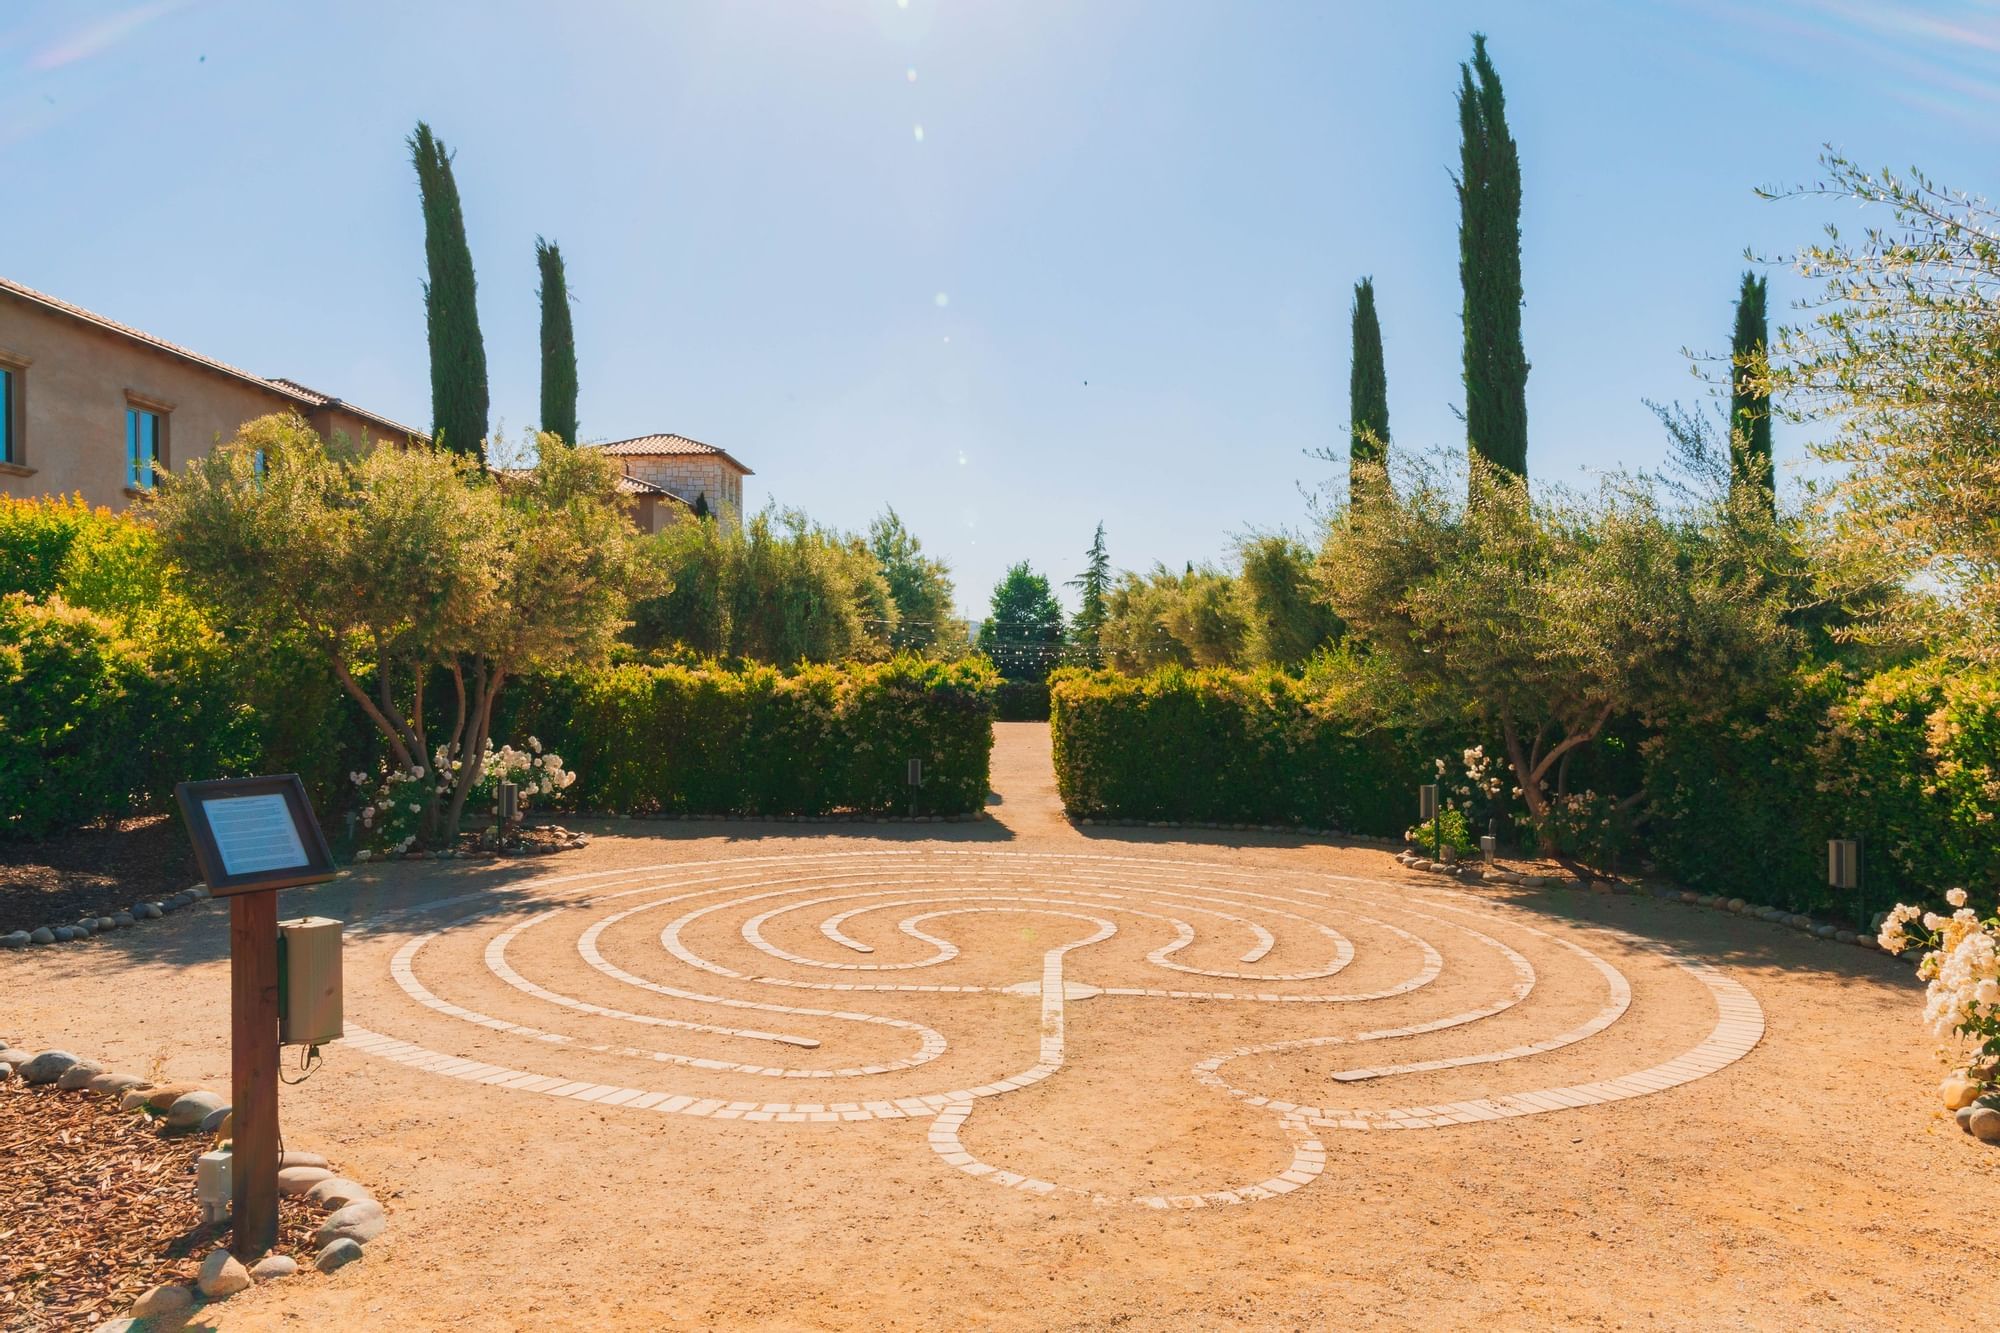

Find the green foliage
[[1645, 660, 2000, 918], [502, 656, 998, 816], [536, 236, 579, 445], [0, 494, 99, 600], [1099, 564, 1244, 672], [410, 121, 490, 457], [1822, 661, 2000, 899], [1066, 522, 1112, 661], [977, 562, 1064, 682], [1756, 154, 2000, 660], [994, 680, 1051, 722], [632, 507, 896, 664], [153, 415, 652, 842], [1455, 33, 1529, 481], [0, 592, 258, 838], [869, 508, 963, 656], [1048, 665, 1427, 833], [0, 596, 142, 836], [1317, 457, 1800, 846], [1728, 271, 1775, 510], [1235, 533, 1342, 667], [1349, 277, 1390, 505], [1405, 805, 1476, 858]]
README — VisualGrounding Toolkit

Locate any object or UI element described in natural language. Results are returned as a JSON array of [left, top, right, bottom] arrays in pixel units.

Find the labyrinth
[[340, 849, 1764, 1209]]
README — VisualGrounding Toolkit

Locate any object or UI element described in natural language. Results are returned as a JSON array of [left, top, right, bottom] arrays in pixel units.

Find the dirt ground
[[0, 724, 1988, 1331]]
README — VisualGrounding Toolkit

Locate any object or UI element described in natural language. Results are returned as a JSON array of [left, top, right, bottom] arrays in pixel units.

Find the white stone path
[[341, 850, 1763, 1208]]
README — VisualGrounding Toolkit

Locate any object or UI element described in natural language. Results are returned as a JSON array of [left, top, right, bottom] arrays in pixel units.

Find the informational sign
[[174, 775, 337, 897]]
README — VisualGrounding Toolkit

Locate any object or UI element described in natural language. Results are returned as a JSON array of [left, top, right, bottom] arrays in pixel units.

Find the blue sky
[[5, 1, 1996, 615]]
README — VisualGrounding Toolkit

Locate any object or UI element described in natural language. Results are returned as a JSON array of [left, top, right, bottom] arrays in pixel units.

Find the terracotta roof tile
[[588, 433, 754, 475]]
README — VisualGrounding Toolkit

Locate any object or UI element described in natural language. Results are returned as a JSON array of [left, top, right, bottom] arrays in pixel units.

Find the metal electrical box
[[277, 916, 344, 1046]]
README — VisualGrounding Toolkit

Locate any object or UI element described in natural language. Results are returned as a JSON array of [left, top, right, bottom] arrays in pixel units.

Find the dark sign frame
[[174, 774, 337, 897]]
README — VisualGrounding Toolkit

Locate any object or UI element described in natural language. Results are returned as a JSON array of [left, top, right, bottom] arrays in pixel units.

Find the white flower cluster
[[480, 738, 576, 817], [1880, 893, 2000, 1045], [351, 765, 425, 854], [1462, 745, 1505, 800]]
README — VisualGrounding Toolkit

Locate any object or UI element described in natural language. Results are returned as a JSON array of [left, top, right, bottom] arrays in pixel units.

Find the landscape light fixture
[[499, 780, 521, 828], [1480, 835, 1497, 867], [1829, 837, 1863, 924]]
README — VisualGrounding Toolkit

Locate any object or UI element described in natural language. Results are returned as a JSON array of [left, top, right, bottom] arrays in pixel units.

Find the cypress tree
[[536, 236, 579, 445], [409, 122, 490, 458], [1348, 277, 1389, 505], [1454, 33, 1529, 483], [1729, 271, 1775, 510]]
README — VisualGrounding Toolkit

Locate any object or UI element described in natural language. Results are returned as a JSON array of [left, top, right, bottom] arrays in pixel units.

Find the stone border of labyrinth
[[1391, 846, 1892, 951], [345, 849, 1765, 1210]]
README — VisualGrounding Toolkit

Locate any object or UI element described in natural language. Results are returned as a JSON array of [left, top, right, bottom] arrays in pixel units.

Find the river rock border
[[0, 1042, 386, 1327], [0, 884, 216, 951]]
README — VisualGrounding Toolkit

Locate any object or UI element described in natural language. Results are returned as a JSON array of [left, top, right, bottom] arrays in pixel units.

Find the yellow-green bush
[[500, 656, 998, 816], [1644, 659, 2000, 917], [1048, 665, 1427, 833]]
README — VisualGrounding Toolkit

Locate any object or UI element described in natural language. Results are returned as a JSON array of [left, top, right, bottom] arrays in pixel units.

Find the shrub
[[1645, 659, 2000, 919], [995, 680, 1050, 722], [0, 494, 102, 601], [1405, 805, 1476, 858], [1048, 665, 1426, 833], [1821, 660, 2000, 902], [501, 656, 997, 817], [0, 596, 141, 836]]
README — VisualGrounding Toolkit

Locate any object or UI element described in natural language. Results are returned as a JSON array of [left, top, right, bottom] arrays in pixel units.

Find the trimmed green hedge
[[0, 593, 261, 837], [1049, 666, 1426, 834], [1054, 658, 2000, 921], [500, 656, 998, 816], [1647, 659, 2000, 919], [995, 680, 1051, 722]]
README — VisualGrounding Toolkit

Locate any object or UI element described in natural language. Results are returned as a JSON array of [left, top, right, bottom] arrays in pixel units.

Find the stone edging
[[596, 809, 994, 825], [0, 884, 215, 951], [0, 1043, 386, 1326], [1390, 847, 1889, 952]]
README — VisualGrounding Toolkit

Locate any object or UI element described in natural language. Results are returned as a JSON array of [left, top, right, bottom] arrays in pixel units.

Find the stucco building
[[0, 275, 420, 511], [588, 434, 753, 534]]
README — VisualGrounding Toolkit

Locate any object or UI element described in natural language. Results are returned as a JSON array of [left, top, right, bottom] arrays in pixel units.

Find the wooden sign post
[[175, 775, 337, 1259]]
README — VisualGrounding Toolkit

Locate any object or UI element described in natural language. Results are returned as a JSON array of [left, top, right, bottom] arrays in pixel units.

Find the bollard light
[[907, 759, 926, 789], [1829, 838, 1860, 891], [1480, 835, 1497, 866], [499, 780, 521, 827], [197, 1147, 233, 1225], [1419, 785, 1438, 820]]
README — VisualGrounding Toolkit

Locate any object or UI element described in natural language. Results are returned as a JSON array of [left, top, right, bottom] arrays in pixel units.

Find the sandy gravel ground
[[1, 724, 1988, 1332]]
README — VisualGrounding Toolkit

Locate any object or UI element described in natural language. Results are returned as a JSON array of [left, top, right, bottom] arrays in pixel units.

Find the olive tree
[[1317, 458, 1799, 852], [1753, 153, 2000, 660], [151, 414, 650, 842]]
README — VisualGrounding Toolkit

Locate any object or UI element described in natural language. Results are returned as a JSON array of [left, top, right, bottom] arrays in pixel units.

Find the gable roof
[[588, 432, 754, 475], [0, 274, 426, 442]]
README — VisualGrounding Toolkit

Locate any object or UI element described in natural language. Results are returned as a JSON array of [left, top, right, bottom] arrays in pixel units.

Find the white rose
[[1948, 888, 1969, 907]]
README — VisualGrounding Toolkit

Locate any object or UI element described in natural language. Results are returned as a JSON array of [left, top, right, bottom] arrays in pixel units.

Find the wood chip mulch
[[0, 1083, 319, 1332], [0, 816, 198, 936]]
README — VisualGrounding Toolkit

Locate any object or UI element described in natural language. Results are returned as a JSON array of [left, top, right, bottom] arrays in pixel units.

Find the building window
[[253, 448, 267, 480], [126, 407, 161, 489], [0, 366, 13, 465]]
